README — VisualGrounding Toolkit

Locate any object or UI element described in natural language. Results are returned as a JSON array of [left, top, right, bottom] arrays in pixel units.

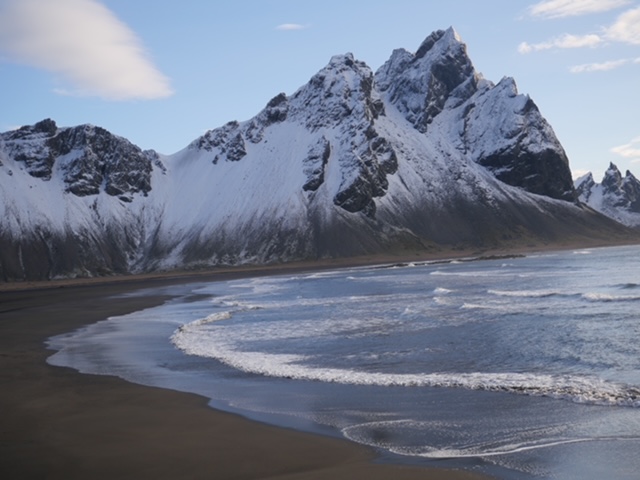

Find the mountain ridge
[[1, 28, 636, 281]]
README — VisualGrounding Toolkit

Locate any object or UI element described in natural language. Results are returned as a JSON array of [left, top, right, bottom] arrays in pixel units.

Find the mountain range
[[0, 28, 636, 281]]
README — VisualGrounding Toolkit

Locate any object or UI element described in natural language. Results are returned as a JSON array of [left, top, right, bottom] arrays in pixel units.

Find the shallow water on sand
[[49, 245, 640, 479]]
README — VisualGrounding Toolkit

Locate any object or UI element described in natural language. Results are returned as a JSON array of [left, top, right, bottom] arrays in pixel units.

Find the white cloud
[[275, 23, 308, 31], [518, 33, 602, 53], [528, 0, 630, 18], [569, 58, 630, 72], [606, 6, 640, 44], [0, 0, 173, 100], [611, 136, 640, 162]]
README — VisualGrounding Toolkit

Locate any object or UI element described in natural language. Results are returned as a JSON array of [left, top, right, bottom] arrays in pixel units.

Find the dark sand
[[0, 262, 492, 480]]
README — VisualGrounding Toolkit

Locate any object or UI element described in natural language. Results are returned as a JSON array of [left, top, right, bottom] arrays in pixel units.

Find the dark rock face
[[471, 94, 575, 202], [302, 136, 331, 192], [478, 146, 575, 201], [1, 119, 155, 201], [51, 125, 154, 200], [193, 121, 248, 163], [331, 129, 399, 217], [2, 119, 59, 179]]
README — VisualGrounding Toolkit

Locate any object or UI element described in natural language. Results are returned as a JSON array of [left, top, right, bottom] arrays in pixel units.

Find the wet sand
[[0, 262, 492, 480]]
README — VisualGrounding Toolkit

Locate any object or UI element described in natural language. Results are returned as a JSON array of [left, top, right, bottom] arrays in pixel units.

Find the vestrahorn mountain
[[0, 28, 635, 280]]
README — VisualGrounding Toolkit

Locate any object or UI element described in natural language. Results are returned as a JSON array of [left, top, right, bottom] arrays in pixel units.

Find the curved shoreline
[[0, 269, 489, 480]]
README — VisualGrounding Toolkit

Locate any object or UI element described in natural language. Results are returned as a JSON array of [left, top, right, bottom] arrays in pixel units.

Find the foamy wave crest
[[431, 270, 510, 278], [489, 289, 561, 298], [434, 287, 452, 294], [175, 311, 233, 333], [582, 292, 640, 302], [172, 317, 640, 408]]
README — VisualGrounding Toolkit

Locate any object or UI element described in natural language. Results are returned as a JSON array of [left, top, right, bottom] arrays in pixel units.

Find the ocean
[[48, 244, 640, 479]]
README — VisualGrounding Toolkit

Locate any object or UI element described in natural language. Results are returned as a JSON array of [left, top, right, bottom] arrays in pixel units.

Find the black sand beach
[[0, 263, 491, 480]]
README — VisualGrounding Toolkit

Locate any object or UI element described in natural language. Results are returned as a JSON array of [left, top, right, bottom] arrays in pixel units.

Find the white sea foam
[[430, 270, 512, 278], [582, 292, 640, 302], [433, 287, 452, 294], [172, 316, 640, 408], [174, 311, 233, 332], [488, 289, 562, 298], [454, 300, 517, 314]]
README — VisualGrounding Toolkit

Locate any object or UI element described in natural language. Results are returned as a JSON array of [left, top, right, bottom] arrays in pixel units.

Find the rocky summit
[[0, 28, 635, 280], [575, 163, 640, 229]]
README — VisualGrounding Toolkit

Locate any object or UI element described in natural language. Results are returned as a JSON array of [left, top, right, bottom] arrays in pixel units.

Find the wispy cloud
[[606, 6, 640, 44], [569, 57, 637, 72], [611, 136, 640, 162], [275, 23, 309, 31], [527, 0, 631, 19], [518, 33, 602, 53], [0, 0, 173, 100]]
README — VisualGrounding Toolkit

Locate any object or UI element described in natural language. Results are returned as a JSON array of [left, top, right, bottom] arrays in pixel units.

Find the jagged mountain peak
[[2, 28, 635, 280], [5, 118, 58, 140], [599, 162, 640, 194], [414, 27, 464, 61], [575, 162, 640, 228], [0, 119, 158, 200], [375, 28, 478, 132], [602, 162, 623, 190]]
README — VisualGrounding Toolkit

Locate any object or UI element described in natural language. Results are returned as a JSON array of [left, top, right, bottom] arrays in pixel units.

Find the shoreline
[[2, 236, 634, 293], [0, 259, 493, 480], [2, 241, 637, 479]]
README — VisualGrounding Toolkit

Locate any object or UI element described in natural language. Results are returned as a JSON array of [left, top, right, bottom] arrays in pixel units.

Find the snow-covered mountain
[[0, 28, 634, 280], [575, 163, 640, 229]]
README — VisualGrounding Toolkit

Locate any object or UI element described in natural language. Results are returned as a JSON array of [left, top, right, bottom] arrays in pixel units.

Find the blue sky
[[1, 0, 639, 180]]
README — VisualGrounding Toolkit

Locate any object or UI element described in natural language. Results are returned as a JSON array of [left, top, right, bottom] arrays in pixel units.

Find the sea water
[[48, 245, 640, 479]]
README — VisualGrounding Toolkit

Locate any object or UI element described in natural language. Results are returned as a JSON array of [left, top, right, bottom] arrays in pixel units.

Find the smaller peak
[[602, 162, 623, 187], [314, 52, 371, 80], [7, 118, 58, 140], [444, 26, 462, 43], [414, 27, 464, 60], [574, 172, 594, 189], [34, 118, 57, 135], [606, 162, 621, 175], [389, 48, 412, 61], [415, 30, 446, 59], [325, 52, 370, 73], [329, 52, 354, 65], [496, 76, 518, 92]]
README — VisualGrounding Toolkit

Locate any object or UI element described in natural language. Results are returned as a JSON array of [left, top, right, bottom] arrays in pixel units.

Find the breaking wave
[[582, 292, 640, 302], [488, 289, 564, 298], [172, 315, 640, 409]]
